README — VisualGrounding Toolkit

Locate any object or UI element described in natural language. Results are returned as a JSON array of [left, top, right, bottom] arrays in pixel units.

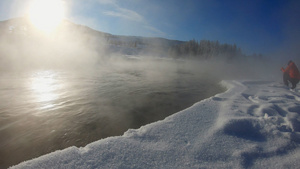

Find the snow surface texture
[[11, 80, 300, 169]]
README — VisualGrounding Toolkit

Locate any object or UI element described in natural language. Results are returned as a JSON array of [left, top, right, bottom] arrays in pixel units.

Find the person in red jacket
[[281, 60, 300, 89]]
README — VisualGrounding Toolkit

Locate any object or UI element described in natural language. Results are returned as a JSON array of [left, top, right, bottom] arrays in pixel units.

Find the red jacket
[[281, 61, 300, 79]]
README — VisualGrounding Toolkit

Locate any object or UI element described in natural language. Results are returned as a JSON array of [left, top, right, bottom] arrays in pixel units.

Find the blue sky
[[0, 0, 300, 56]]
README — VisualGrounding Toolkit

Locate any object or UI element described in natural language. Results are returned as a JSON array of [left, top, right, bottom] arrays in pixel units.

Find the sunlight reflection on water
[[29, 70, 62, 110]]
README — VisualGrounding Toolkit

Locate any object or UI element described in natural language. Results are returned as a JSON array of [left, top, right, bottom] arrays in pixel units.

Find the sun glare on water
[[30, 70, 62, 110], [28, 0, 65, 33]]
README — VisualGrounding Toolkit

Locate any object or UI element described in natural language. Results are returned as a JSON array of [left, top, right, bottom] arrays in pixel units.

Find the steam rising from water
[[0, 16, 282, 82], [0, 17, 284, 169]]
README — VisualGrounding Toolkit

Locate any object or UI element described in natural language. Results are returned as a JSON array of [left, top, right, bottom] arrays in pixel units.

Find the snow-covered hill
[[11, 80, 300, 169]]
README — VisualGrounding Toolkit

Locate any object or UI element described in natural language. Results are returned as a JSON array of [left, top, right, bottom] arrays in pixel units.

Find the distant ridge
[[0, 17, 184, 52], [0, 17, 259, 62]]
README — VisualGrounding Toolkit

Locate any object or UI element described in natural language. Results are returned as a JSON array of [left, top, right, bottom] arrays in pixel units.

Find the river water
[[0, 59, 224, 168]]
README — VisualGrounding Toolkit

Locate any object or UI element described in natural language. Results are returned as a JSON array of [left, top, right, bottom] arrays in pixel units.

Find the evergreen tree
[[168, 39, 251, 61]]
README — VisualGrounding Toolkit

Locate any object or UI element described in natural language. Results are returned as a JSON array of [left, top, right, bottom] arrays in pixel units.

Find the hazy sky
[[0, 0, 300, 56]]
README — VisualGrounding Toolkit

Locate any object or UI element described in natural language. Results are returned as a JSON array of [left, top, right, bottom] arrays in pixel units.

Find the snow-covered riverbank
[[11, 80, 300, 169]]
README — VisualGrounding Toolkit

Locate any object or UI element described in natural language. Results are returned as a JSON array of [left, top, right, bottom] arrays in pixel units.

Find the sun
[[28, 0, 65, 33]]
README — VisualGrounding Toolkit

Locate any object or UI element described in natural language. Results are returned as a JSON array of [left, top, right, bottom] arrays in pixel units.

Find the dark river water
[[0, 59, 224, 168]]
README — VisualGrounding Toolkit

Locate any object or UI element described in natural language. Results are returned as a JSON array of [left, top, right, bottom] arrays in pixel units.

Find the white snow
[[10, 80, 300, 169]]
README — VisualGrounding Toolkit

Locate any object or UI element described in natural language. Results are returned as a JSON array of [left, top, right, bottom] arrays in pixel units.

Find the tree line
[[168, 39, 245, 60]]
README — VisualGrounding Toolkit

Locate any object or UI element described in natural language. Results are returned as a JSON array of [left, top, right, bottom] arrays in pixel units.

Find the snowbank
[[11, 80, 300, 169]]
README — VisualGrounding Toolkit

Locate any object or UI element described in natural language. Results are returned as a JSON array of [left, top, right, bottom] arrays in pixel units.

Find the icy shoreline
[[11, 80, 300, 169]]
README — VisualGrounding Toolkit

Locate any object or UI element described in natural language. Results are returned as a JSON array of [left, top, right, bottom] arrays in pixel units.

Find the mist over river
[[0, 58, 224, 168]]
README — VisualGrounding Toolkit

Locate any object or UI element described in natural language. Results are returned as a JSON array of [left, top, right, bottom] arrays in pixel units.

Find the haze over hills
[[0, 17, 263, 71], [0, 18, 183, 55]]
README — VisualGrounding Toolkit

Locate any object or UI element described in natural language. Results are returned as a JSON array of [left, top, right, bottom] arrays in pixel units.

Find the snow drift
[[11, 80, 300, 168]]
